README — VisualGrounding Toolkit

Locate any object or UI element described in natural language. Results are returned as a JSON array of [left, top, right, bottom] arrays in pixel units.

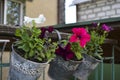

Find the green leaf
[[37, 47, 42, 51], [37, 57, 42, 61], [40, 52, 45, 58], [46, 52, 51, 59], [24, 46, 29, 52], [24, 53, 28, 59], [29, 42, 34, 49], [18, 44, 25, 50], [95, 53, 102, 59], [15, 29, 21, 37], [75, 52, 82, 60], [29, 49, 34, 57]]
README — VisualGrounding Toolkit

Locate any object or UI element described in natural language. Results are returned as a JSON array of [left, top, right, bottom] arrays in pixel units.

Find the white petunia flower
[[24, 14, 46, 25]]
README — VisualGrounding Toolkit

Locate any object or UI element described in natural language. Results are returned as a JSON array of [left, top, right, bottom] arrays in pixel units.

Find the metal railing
[[0, 39, 10, 80], [0, 39, 118, 80]]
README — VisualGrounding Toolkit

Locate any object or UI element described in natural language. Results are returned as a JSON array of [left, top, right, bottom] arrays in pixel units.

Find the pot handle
[[54, 29, 62, 42]]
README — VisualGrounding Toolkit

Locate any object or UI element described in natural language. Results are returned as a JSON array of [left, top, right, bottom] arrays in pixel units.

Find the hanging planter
[[7, 20, 58, 80], [48, 23, 112, 80], [73, 23, 112, 80], [48, 56, 83, 80], [73, 53, 101, 80], [48, 27, 90, 80], [8, 45, 48, 80]]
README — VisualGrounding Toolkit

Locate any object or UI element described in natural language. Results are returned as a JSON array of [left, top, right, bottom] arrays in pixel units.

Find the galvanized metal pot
[[48, 56, 82, 80], [73, 54, 101, 80], [8, 45, 48, 80]]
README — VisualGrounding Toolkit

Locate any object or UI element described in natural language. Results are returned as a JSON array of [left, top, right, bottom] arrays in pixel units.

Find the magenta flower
[[102, 24, 112, 32], [55, 43, 74, 60], [69, 28, 90, 48]]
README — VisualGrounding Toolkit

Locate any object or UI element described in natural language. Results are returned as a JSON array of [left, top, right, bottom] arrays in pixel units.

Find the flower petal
[[64, 51, 74, 60], [72, 28, 79, 34], [48, 26, 54, 33], [65, 43, 71, 51], [72, 28, 87, 36], [80, 39, 87, 48], [102, 24, 112, 32], [80, 34, 90, 47], [69, 34, 78, 42], [55, 45, 64, 56], [41, 27, 46, 33], [92, 22, 97, 27], [81, 34, 91, 42]]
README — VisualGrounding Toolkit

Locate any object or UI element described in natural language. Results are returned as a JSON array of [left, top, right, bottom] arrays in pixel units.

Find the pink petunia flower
[[69, 28, 90, 48]]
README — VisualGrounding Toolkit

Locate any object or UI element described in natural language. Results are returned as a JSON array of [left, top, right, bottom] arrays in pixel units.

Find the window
[[1, 0, 24, 26], [65, 0, 76, 24]]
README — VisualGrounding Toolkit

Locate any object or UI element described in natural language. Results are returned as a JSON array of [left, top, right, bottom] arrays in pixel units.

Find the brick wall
[[77, 0, 120, 22]]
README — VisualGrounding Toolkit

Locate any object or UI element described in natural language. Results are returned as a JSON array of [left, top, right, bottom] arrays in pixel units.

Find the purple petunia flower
[[39, 27, 46, 39], [48, 26, 54, 33], [92, 22, 98, 27], [39, 26, 54, 39], [102, 24, 112, 32], [55, 43, 75, 60]]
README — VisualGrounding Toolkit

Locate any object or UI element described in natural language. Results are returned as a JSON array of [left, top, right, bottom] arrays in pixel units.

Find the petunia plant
[[55, 28, 90, 61], [55, 22, 112, 61], [84, 23, 112, 59], [69, 28, 90, 60], [14, 21, 57, 63]]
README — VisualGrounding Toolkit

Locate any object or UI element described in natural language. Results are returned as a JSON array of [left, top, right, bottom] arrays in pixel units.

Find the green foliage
[[14, 23, 57, 62], [60, 39, 83, 60], [85, 23, 109, 59], [71, 42, 83, 60]]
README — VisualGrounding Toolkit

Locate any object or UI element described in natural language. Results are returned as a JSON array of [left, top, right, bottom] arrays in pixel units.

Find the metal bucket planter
[[48, 56, 82, 80], [73, 54, 101, 80], [8, 46, 48, 80]]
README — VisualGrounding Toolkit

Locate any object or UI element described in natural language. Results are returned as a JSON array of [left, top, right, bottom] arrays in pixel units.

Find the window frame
[[0, 0, 4, 24], [4, 0, 24, 26]]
